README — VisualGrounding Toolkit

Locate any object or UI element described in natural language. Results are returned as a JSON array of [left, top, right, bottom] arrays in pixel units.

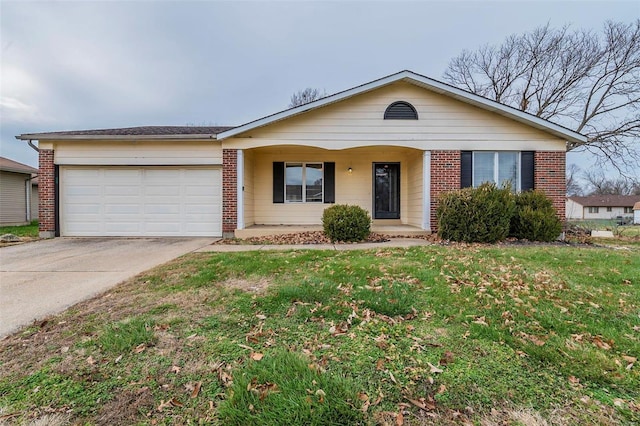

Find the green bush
[[322, 204, 371, 242], [437, 183, 515, 243], [510, 190, 562, 242]]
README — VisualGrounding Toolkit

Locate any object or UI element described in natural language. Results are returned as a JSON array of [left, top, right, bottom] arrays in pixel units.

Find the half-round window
[[384, 101, 418, 120]]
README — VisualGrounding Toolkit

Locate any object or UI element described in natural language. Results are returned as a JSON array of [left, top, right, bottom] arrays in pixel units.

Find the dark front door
[[373, 163, 400, 219]]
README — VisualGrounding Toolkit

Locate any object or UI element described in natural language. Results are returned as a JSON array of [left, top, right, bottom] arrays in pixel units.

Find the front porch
[[235, 223, 430, 239]]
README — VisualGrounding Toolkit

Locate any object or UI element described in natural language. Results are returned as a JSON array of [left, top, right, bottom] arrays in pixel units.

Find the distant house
[[0, 157, 38, 226], [566, 195, 640, 220]]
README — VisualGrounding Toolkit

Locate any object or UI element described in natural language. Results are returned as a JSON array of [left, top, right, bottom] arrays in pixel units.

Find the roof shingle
[[568, 195, 640, 208]]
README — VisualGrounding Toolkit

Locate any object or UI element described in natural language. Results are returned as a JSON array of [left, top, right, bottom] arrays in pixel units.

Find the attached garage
[[60, 166, 222, 237]]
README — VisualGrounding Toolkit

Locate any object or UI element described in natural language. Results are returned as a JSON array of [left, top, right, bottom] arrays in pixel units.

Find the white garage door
[[61, 167, 222, 236]]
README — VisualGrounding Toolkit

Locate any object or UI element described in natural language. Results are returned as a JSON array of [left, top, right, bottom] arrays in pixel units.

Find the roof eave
[[218, 70, 587, 145], [16, 134, 219, 141]]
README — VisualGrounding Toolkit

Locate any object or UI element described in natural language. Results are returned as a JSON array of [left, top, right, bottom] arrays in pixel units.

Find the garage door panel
[[61, 167, 222, 236]]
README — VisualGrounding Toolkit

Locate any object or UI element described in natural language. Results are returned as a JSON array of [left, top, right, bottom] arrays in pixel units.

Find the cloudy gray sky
[[1, 0, 638, 181]]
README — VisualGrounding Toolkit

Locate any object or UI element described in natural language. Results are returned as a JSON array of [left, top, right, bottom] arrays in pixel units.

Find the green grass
[[0, 220, 38, 237], [0, 244, 638, 425]]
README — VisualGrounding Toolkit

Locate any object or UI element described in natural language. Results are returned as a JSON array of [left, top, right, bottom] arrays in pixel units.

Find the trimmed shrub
[[510, 190, 562, 242], [322, 204, 371, 242], [437, 183, 515, 243]]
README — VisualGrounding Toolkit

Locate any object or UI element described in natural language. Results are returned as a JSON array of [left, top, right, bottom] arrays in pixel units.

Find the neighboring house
[[0, 157, 38, 226], [633, 202, 640, 225], [16, 70, 585, 238], [566, 195, 640, 220]]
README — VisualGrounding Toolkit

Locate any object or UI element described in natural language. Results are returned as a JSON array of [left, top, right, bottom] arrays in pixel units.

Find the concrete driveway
[[0, 237, 214, 338]]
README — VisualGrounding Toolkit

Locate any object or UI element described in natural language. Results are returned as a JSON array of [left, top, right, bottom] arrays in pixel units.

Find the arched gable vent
[[384, 101, 418, 120]]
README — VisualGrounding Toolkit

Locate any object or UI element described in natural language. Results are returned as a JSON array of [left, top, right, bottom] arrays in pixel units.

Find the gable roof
[[0, 157, 38, 174], [634, 202, 640, 210], [217, 70, 587, 144], [16, 126, 234, 141], [569, 195, 640, 208]]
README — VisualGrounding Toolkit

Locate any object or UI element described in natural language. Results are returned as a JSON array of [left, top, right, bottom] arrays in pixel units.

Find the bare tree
[[583, 169, 640, 195], [444, 20, 640, 174], [289, 88, 327, 108], [566, 164, 583, 196]]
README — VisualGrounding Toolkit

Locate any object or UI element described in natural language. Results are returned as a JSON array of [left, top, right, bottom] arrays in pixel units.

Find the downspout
[[27, 139, 39, 153], [24, 140, 39, 222]]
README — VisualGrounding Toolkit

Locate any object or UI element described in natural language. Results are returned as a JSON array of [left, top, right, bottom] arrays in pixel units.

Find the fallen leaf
[[256, 314, 267, 320], [171, 365, 181, 374], [114, 355, 123, 364], [428, 362, 443, 374], [405, 397, 435, 411], [86, 356, 96, 365], [190, 382, 202, 398], [376, 359, 385, 370], [134, 343, 146, 354], [250, 352, 264, 361], [622, 355, 637, 363], [568, 376, 580, 384], [439, 351, 454, 365], [396, 410, 404, 425]]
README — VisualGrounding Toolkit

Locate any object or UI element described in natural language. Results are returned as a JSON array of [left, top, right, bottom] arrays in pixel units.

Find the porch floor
[[235, 224, 430, 239]]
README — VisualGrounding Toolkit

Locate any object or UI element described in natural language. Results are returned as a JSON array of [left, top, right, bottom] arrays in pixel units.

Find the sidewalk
[[195, 238, 433, 252]]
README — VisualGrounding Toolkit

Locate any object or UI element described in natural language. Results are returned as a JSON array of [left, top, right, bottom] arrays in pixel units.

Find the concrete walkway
[[195, 238, 433, 252], [0, 237, 214, 338]]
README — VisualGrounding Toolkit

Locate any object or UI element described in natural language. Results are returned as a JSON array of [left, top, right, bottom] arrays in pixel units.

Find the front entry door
[[373, 163, 400, 219]]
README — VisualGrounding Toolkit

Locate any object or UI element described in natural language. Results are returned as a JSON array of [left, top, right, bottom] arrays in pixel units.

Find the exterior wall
[[39, 149, 56, 237], [222, 149, 237, 236], [429, 150, 461, 231], [635, 209, 640, 224], [224, 82, 567, 152], [565, 199, 584, 219], [0, 171, 29, 225], [243, 150, 255, 227], [534, 151, 565, 220], [406, 154, 423, 228], [53, 140, 223, 165], [247, 146, 422, 226], [582, 206, 633, 220], [30, 184, 39, 221]]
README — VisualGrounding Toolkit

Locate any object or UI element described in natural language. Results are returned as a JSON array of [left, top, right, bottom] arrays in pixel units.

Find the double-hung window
[[285, 163, 323, 203], [473, 152, 520, 190]]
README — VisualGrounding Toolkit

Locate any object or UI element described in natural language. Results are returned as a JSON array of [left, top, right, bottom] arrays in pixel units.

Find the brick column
[[535, 151, 566, 220], [430, 150, 461, 231], [39, 149, 56, 238], [222, 149, 237, 237]]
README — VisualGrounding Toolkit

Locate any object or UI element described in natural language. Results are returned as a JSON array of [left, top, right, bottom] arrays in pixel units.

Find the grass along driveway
[[0, 244, 638, 425]]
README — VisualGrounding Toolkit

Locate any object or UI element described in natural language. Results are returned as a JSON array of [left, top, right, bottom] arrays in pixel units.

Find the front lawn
[[0, 244, 638, 424], [0, 220, 38, 238]]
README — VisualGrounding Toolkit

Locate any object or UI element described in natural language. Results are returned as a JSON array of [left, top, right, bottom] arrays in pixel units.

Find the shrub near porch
[[0, 245, 638, 425]]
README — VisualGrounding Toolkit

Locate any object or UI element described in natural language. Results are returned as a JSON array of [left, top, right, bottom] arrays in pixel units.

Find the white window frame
[[472, 151, 521, 191], [284, 162, 324, 203]]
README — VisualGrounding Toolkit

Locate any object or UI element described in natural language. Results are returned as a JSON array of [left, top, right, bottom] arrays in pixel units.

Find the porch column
[[422, 151, 431, 231], [236, 149, 244, 230], [222, 149, 237, 238]]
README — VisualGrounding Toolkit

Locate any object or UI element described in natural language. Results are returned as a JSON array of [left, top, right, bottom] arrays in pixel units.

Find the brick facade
[[534, 151, 566, 220], [38, 149, 56, 237], [430, 150, 461, 231], [222, 149, 238, 236]]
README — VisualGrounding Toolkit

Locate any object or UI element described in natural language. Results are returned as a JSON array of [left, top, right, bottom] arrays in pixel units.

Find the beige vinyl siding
[[243, 150, 255, 227], [224, 82, 567, 151], [30, 184, 39, 221], [53, 140, 223, 165], [0, 171, 28, 225], [248, 146, 421, 225], [406, 154, 423, 227]]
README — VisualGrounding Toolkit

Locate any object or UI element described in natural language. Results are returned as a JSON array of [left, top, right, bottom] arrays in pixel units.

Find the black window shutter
[[324, 162, 335, 203], [521, 151, 535, 191], [460, 151, 472, 188], [273, 162, 284, 203]]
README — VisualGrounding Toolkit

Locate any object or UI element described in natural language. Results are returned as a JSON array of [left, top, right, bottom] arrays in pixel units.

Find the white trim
[[422, 151, 431, 231], [217, 70, 586, 144], [236, 149, 244, 230]]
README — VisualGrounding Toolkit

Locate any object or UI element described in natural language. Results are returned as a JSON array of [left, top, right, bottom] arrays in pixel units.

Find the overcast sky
[[1, 0, 638, 181]]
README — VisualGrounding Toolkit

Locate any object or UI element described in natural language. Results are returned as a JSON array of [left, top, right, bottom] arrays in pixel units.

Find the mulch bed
[[215, 231, 440, 245]]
